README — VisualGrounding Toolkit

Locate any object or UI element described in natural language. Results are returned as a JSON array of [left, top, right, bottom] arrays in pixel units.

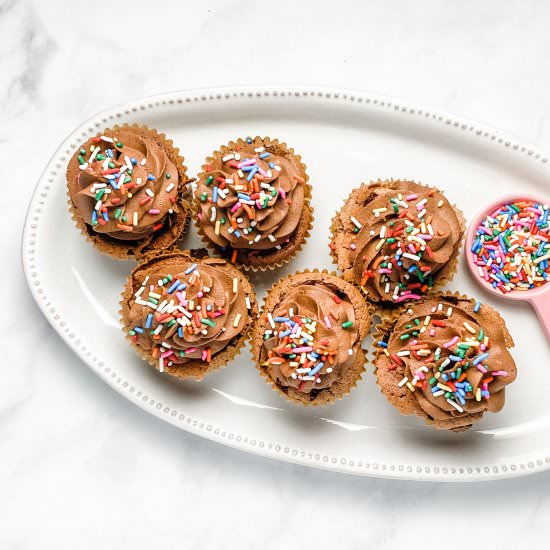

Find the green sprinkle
[[165, 173, 171, 179], [109, 162, 116, 169], [201, 318, 216, 327], [399, 333, 410, 340], [477, 329, 485, 342], [96, 154, 106, 161], [114, 208, 122, 220], [429, 377, 437, 384], [79, 149, 86, 155], [95, 189, 105, 201], [167, 320, 176, 328], [206, 175, 213, 185], [116, 141, 123, 148], [77, 155, 85, 165], [342, 321, 354, 329]]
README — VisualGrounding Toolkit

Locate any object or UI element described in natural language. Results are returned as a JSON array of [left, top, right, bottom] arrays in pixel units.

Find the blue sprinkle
[[178, 327, 183, 338], [133, 327, 144, 334], [259, 152, 270, 159], [91, 210, 98, 223], [130, 157, 137, 165], [308, 362, 324, 377], [377, 341, 388, 348], [177, 282, 187, 291], [449, 355, 462, 362], [247, 166, 259, 181], [167, 280, 180, 293], [102, 211, 109, 222], [147, 173, 156, 181], [184, 263, 197, 275], [233, 230, 241, 238], [474, 300, 481, 313], [473, 352, 489, 366], [274, 316, 290, 322], [212, 187, 218, 203], [145, 314, 153, 329], [269, 162, 275, 169]]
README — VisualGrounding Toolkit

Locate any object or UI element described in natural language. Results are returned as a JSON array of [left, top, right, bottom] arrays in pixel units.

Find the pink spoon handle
[[530, 293, 550, 342]]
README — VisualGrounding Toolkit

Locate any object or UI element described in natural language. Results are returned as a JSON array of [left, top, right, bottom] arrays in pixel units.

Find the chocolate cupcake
[[121, 251, 257, 380], [195, 136, 313, 270], [67, 124, 193, 259], [374, 293, 516, 431], [251, 270, 371, 405], [330, 180, 465, 306]]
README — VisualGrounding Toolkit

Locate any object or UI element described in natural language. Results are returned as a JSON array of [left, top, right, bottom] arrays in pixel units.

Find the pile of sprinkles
[[334, 189, 448, 303], [470, 199, 549, 293], [377, 301, 505, 413], [128, 264, 252, 372], [198, 137, 305, 263], [78, 134, 176, 233], [261, 298, 354, 392]]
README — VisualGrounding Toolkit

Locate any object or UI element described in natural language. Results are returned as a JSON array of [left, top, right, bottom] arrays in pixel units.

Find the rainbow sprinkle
[[76, 135, 177, 234], [198, 138, 305, 262], [129, 266, 251, 372], [377, 301, 507, 411], [261, 313, 351, 392], [470, 199, 549, 293], [334, 188, 451, 303]]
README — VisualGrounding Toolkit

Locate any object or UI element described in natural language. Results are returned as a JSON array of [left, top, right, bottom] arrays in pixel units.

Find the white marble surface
[[3, 0, 550, 547]]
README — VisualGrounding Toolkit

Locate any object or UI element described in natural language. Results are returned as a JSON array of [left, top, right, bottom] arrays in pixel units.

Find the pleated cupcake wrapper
[[328, 179, 467, 318], [120, 249, 258, 381], [193, 136, 314, 272], [251, 268, 374, 407], [67, 123, 193, 261], [371, 289, 514, 432]]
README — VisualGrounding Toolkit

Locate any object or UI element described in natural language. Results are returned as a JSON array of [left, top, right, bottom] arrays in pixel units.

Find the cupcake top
[[375, 294, 516, 431], [195, 137, 310, 265], [67, 126, 190, 255], [122, 252, 257, 379], [331, 180, 465, 304], [254, 271, 370, 403]]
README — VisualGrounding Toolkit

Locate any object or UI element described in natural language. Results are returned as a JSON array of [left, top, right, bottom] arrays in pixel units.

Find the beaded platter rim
[[22, 85, 550, 482]]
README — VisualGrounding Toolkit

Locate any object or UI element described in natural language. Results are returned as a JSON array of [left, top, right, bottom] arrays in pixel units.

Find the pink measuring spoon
[[464, 193, 550, 342]]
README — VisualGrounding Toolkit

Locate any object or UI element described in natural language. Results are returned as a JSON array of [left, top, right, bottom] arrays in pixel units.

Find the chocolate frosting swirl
[[196, 138, 307, 255], [67, 128, 183, 244], [259, 275, 364, 394], [125, 255, 254, 371], [332, 181, 464, 303], [376, 295, 516, 430]]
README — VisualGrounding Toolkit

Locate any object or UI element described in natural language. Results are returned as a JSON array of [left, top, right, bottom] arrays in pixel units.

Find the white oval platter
[[22, 85, 550, 481]]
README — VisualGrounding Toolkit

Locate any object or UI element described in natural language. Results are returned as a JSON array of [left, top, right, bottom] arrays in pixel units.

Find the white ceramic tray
[[22, 86, 550, 481]]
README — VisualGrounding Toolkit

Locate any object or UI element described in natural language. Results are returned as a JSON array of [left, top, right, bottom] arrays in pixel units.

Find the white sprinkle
[[447, 398, 464, 413], [100, 135, 114, 143], [133, 211, 138, 226], [140, 158, 146, 166], [166, 183, 174, 193], [267, 312, 275, 329], [398, 377, 409, 388], [210, 206, 216, 222], [124, 155, 133, 170], [146, 188, 155, 198], [254, 146, 265, 153], [402, 252, 421, 261], [233, 313, 242, 328], [232, 277, 238, 293], [222, 153, 235, 162], [267, 234, 276, 242], [159, 357, 164, 373], [446, 307, 453, 317], [350, 216, 362, 229]]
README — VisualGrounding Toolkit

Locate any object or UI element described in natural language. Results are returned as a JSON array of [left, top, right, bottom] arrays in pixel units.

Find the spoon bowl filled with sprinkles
[[465, 193, 550, 341]]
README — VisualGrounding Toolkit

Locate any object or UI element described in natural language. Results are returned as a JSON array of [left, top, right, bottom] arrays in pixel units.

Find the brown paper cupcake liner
[[251, 268, 374, 406], [193, 136, 314, 272], [120, 249, 258, 381], [371, 290, 515, 432], [67, 124, 194, 261], [329, 179, 466, 318]]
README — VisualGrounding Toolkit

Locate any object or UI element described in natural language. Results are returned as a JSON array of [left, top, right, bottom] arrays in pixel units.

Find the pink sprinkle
[[258, 167, 268, 177], [293, 346, 313, 353], [350, 243, 357, 250], [175, 292, 186, 304], [378, 268, 392, 274], [186, 347, 197, 354], [237, 159, 256, 168], [278, 188, 286, 199], [476, 364, 488, 373], [324, 315, 332, 328], [161, 350, 173, 359], [429, 329, 436, 336], [394, 294, 422, 303], [197, 291, 203, 298], [148, 209, 160, 215], [443, 336, 459, 348], [405, 193, 417, 201], [492, 370, 507, 376], [201, 349, 207, 361], [231, 202, 241, 213]]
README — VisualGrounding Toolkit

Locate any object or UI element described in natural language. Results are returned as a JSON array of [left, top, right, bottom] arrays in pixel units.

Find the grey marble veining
[[2, 0, 550, 547]]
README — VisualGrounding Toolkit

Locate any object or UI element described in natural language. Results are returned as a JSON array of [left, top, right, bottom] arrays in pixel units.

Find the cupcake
[[330, 180, 465, 306], [374, 293, 516, 431], [121, 251, 257, 380], [251, 270, 371, 405], [67, 124, 193, 259], [194, 136, 313, 270]]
